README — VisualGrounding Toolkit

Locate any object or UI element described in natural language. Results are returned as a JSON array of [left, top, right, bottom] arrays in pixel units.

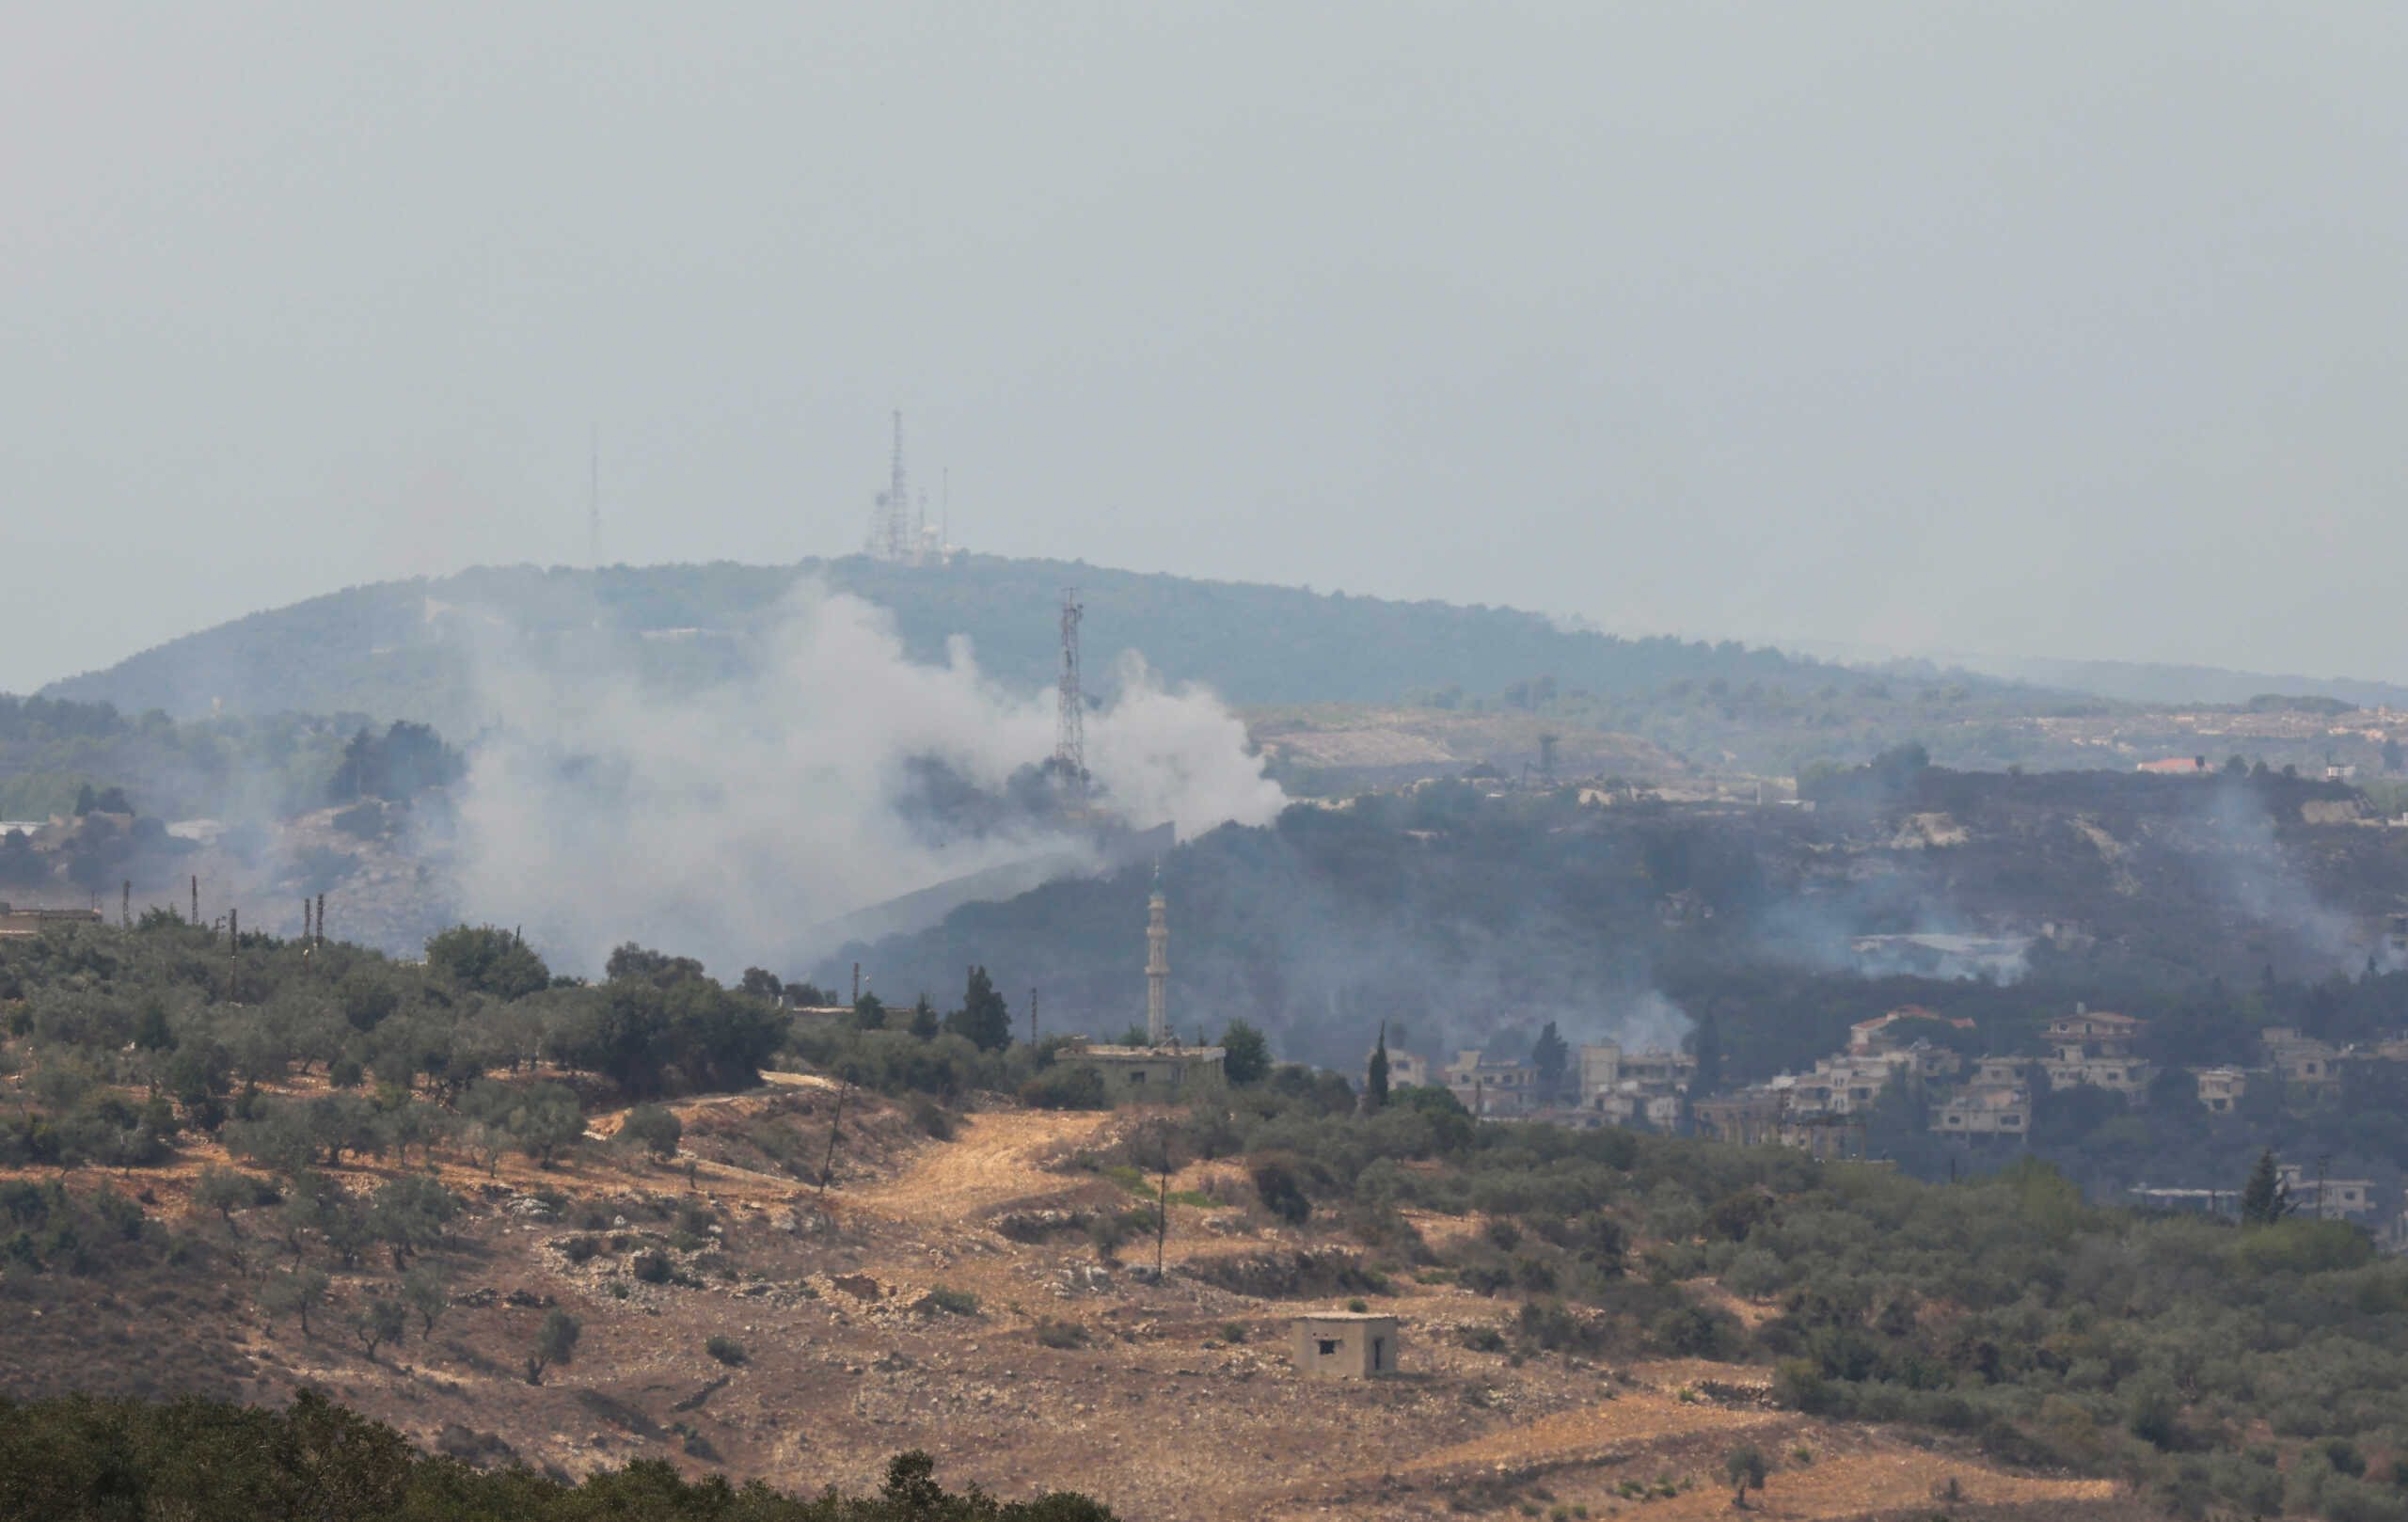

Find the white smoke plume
[[450, 579, 1285, 977]]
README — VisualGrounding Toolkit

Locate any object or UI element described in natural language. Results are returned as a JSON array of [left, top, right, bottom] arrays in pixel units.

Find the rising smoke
[[450, 579, 1285, 977]]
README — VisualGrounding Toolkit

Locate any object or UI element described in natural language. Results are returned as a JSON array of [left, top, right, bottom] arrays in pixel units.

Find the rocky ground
[[0, 1080, 2137, 1521]]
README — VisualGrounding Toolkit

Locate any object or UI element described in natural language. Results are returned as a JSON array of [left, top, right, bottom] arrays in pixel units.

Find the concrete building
[[2192, 1066, 2252, 1113], [1576, 1041, 1621, 1098], [1694, 1087, 1786, 1148], [1933, 1058, 2031, 1138], [2277, 1164, 2378, 1218], [1369, 1044, 1429, 1090], [1066, 1040, 1225, 1093], [1291, 1311, 1401, 1379], [2262, 1028, 2347, 1087], [1443, 1053, 1538, 1116], [0, 905, 103, 938], [1779, 1114, 1868, 1161], [1620, 1048, 1696, 1090], [2039, 1007, 2153, 1095], [1849, 1007, 1976, 1055]]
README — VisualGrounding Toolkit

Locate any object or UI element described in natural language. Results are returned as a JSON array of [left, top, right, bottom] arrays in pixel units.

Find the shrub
[[1019, 1064, 1108, 1111], [911, 1102, 956, 1140], [1085, 1213, 1133, 1262], [618, 1104, 682, 1161], [705, 1336, 748, 1367], [1034, 1319, 1089, 1349], [925, 1287, 978, 1316], [1721, 1246, 1783, 1298], [1249, 1155, 1312, 1225], [560, 1236, 602, 1265], [1459, 1324, 1508, 1354], [1724, 1446, 1767, 1505], [1219, 1322, 1247, 1343], [631, 1251, 673, 1285]]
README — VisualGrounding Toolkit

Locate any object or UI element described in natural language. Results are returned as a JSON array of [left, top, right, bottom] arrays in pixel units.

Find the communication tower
[[867, 410, 911, 561], [1055, 587, 1086, 799], [588, 425, 602, 566], [864, 412, 954, 565]]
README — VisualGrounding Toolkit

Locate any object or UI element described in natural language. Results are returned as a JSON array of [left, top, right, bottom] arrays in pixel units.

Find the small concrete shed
[[1291, 1311, 1401, 1379]]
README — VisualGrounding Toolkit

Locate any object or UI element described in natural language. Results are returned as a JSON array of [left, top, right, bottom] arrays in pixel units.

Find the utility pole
[[1155, 1133, 1173, 1279], [818, 1079, 848, 1200], [316, 893, 325, 948], [190, 876, 198, 927], [2317, 1152, 2333, 1219], [852, 961, 861, 1004], [227, 908, 238, 1002], [120, 880, 130, 929], [1030, 988, 1038, 1046]]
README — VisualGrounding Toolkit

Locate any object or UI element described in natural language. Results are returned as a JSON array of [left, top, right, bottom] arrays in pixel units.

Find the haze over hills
[[43, 556, 2408, 740], [34, 555, 1910, 727]]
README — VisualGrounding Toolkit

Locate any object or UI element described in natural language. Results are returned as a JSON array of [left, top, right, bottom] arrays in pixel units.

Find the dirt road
[[850, 1107, 1121, 1222]]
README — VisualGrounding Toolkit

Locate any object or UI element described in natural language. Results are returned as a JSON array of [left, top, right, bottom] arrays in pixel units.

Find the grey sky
[[6, 4, 2403, 698]]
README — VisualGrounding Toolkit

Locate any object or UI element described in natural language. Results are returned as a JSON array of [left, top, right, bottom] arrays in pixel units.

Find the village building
[[2262, 1028, 2347, 1087], [1694, 1086, 1786, 1148], [2277, 1164, 2379, 1218], [1368, 1045, 1429, 1089], [1849, 1007, 1976, 1055], [1290, 1311, 1401, 1379], [2192, 1066, 2251, 1113], [1067, 1040, 1224, 1091], [2038, 1007, 2152, 1095], [1443, 1052, 1538, 1116], [0, 904, 103, 938], [1576, 1041, 1621, 1098], [1064, 870, 1224, 1093], [1933, 1058, 2031, 1138], [1778, 1113, 1868, 1160]]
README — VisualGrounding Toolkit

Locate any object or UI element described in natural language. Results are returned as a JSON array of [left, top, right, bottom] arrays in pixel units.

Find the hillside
[[829, 769, 2408, 1071], [3, 913, 2400, 1522], [37, 555, 2014, 728], [0, 912, 2133, 1522], [0, 1075, 2131, 1522]]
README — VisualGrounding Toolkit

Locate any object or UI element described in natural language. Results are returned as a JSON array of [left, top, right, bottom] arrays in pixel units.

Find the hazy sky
[[7, 4, 2404, 696]]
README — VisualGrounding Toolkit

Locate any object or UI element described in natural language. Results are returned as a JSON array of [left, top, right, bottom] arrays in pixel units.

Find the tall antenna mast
[[1055, 587, 1086, 799], [588, 424, 601, 566], [885, 409, 911, 561]]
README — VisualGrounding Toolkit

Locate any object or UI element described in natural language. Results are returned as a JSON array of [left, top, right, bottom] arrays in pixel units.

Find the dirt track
[[851, 1106, 1120, 1221]]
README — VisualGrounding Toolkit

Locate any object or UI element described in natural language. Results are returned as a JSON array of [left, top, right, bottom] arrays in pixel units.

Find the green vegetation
[[618, 1103, 684, 1161], [0, 1390, 1117, 1520], [11, 872, 2408, 1522], [1127, 1070, 2408, 1522]]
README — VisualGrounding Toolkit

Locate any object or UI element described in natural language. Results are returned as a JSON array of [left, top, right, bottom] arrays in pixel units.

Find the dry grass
[[0, 1071, 2136, 1522]]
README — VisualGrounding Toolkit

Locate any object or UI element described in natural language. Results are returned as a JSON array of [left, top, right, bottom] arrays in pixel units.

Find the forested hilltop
[[40, 555, 2029, 726]]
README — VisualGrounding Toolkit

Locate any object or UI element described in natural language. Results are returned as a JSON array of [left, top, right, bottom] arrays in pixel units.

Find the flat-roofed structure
[[1291, 1310, 1401, 1379]]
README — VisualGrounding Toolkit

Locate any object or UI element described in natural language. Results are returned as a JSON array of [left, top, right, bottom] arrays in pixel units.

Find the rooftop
[[1073, 1044, 1226, 1058]]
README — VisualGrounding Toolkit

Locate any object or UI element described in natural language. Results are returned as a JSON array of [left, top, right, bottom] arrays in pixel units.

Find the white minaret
[[1145, 864, 1169, 1046]]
